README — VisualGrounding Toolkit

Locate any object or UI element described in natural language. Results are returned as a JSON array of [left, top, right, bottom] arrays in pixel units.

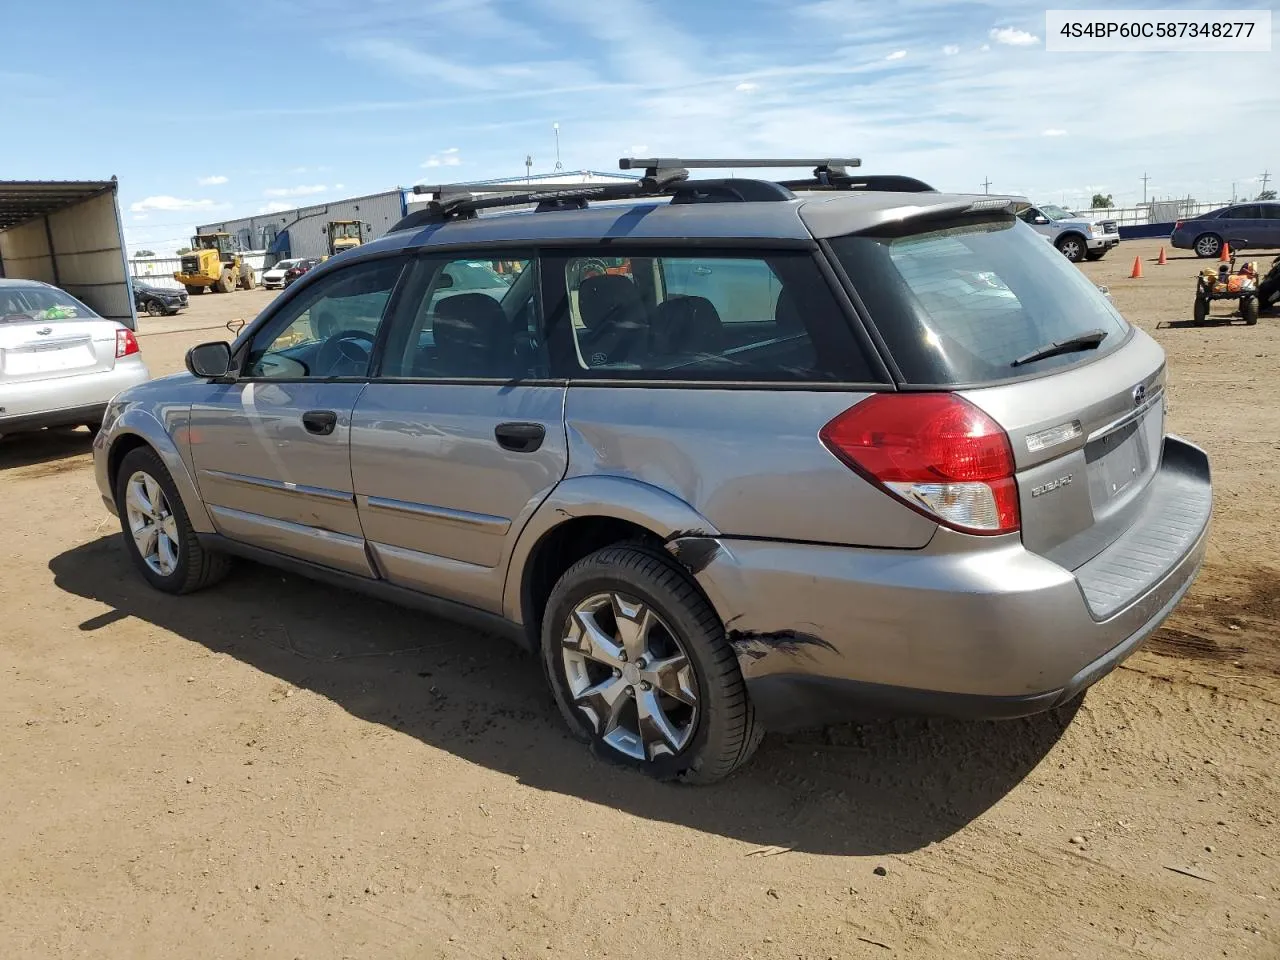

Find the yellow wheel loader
[[325, 220, 368, 257], [174, 233, 257, 294]]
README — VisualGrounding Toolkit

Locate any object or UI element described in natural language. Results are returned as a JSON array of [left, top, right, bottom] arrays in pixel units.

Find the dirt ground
[[1, 240, 1277, 959]]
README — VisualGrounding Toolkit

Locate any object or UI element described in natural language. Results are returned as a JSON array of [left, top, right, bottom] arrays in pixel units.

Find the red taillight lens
[[819, 393, 1020, 535], [115, 328, 140, 358]]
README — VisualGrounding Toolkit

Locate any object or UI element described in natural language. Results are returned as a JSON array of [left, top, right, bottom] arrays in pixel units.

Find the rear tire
[[114, 446, 230, 595], [1193, 296, 1209, 324], [1241, 297, 1259, 326], [1194, 234, 1222, 258], [1056, 234, 1087, 263], [215, 272, 234, 294], [541, 544, 762, 784], [241, 270, 256, 290]]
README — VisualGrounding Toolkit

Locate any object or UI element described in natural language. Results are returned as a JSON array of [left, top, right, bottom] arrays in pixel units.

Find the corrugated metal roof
[[0, 179, 117, 230]]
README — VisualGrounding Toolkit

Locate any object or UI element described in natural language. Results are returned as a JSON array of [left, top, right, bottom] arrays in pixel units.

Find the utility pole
[[1141, 172, 1151, 205], [552, 123, 563, 172], [525, 154, 533, 184], [981, 176, 991, 194], [1260, 169, 1273, 198]]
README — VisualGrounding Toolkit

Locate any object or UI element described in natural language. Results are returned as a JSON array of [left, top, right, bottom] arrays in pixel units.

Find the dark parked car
[[283, 258, 322, 288], [1170, 202, 1280, 258], [131, 278, 189, 316]]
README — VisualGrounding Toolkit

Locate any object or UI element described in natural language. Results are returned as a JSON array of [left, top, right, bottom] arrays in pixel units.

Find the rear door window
[[545, 249, 881, 383], [830, 218, 1129, 385]]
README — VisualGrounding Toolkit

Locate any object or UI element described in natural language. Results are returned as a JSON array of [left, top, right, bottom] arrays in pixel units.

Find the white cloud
[[197, 175, 228, 186], [422, 151, 463, 168], [629, 144, 649, 155], [132, 213, 149, 221], [990, 27, 1039, 46], [263, 184, 329, 197], [1042, 128, 1067, 137], [943, 45, 960, 56], [258, 201, 294, 214], [886, 50, 907, 61], [981, 43, 991, 51], [334, 183, 346, 190], [735, 81, 759, 92], [130, 195, 220, 212]]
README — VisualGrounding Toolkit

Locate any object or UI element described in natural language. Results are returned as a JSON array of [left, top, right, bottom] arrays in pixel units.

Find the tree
[[133, 249, 156, 257], [1257, 189, 1277, 201], [1091, 193, 1114, 209], [176, 246, 193, 255]]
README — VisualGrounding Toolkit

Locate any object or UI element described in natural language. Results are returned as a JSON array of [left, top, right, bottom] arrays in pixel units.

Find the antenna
[[552, 123, 563, 172]]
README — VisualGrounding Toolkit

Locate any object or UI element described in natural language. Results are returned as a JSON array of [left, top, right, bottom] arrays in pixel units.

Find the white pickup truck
[[1018, 203, 1121, 263]]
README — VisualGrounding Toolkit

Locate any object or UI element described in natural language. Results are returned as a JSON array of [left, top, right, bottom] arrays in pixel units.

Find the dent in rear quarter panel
[[562, 387, 937, 547]]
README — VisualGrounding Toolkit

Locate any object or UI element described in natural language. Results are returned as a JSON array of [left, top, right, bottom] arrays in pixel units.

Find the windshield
[[0, 285, 101, 323], [830, 217, 1128, 385], [1039, 204, 1071, 220], [332, 223, 361, 239]]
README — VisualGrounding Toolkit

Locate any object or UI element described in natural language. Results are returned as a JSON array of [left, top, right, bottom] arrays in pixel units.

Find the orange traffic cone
[[1157, 246, 1167, 265], [1220, 242, 1231, 262], [1129, 255, 1143, 279]]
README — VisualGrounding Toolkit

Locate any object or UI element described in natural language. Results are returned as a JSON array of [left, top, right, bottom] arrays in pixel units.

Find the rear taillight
[[116, 328, 140, 358], [819, 393, 1020, 535]]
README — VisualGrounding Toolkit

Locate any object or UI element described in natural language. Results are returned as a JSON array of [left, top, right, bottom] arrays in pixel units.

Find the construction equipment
[[174, 233, 256, 294], [325, 220, 368, 257]]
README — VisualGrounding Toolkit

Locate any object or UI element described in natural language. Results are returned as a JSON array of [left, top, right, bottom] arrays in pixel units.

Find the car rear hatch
[[827, 209, 1209, 617], [0, 319, 118, 384]]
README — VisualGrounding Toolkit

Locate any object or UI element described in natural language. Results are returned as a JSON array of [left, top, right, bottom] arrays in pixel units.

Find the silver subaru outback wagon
[[92, 159, 1211, 784]]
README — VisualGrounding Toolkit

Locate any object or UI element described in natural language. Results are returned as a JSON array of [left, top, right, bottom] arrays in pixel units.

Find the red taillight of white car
[[116, 328, 140, 359], [819, 393, 1020, 535]]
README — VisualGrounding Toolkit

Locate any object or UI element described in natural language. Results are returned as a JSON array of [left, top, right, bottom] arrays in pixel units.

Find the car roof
[[339, 189, 1016, 265], [0, 278, 54, 289]]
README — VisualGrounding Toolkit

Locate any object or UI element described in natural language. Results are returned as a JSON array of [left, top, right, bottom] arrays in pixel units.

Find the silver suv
[[92, 158, 1211, 784]]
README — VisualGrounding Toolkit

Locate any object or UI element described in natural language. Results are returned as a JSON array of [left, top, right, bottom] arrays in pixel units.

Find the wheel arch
[[106, 409, 215, 534], [504, 476, 724, 651]]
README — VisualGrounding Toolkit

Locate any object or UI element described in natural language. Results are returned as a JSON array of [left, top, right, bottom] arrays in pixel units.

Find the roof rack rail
[[777, 174, 937, 193], [387, 157, 929, 232]]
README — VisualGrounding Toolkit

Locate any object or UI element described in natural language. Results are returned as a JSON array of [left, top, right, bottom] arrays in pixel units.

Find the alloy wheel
[[560, 592, 699, 762], [124, 470, 180, 577]]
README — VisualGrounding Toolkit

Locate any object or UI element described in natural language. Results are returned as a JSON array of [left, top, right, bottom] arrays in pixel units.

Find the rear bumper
[[688, 435, 1211, 732], [0, 362, 151, 431]]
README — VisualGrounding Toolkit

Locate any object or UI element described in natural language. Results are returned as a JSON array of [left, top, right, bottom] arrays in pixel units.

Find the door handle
[[301, 410, 338, 436], [494, 421, 545, 453]]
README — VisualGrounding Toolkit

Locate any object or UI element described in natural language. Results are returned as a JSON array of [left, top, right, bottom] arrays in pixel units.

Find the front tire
[[1241, 296, 1259, 326], [114, 446, 230, 594], [145, 299, 164, 317], [1057, 234, 1087, 263], [1193, 296, 1209, 324], [541, 545, 762, 784]]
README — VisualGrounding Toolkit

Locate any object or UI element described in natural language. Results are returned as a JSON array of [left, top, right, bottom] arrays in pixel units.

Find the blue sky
[[2, 0, 1276, 254]]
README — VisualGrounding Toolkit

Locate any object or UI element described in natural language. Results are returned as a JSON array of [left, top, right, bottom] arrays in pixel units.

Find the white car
[[261, 258, 305, 290], [0, 279, 150, 438]]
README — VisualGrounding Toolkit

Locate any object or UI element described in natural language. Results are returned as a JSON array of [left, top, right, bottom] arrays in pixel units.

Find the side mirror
[[186, 341, 232, 379], [1033, 216, 1050, 225]]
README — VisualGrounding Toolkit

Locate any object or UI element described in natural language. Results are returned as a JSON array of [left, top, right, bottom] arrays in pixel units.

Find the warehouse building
[[197, 171, 638, 263]]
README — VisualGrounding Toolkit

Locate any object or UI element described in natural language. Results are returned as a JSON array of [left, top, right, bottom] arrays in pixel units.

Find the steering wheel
[[315, 328, 375, 375]]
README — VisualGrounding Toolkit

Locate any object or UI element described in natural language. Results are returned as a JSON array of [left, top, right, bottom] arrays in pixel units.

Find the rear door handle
[[301, 410, 338, 436], [494, 421, 545, 453]]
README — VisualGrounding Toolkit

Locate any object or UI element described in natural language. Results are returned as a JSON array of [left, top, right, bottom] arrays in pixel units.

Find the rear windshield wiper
[[1010, 329, 1108, 368]]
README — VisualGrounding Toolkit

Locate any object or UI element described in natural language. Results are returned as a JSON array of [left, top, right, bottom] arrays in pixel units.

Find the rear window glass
[[548, 250, 881, 383], [831, 218, 1129, 385], [0, 285, 100, 323]]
